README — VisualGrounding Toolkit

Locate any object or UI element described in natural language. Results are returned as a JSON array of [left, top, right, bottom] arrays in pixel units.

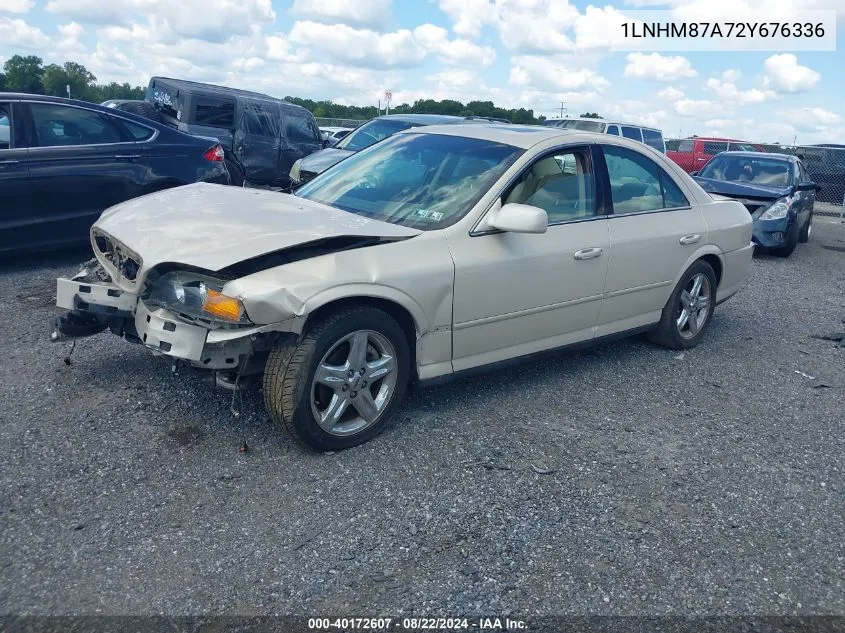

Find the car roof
[[716, 151, 793, 160], [398, 123, 576, 149], [146, 77, 306, 109]]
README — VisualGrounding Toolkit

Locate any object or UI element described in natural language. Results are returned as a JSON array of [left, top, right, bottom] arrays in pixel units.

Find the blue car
[[692, 151, 817, 257]]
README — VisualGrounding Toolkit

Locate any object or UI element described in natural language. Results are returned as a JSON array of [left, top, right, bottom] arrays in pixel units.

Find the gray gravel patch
[[0, 220, 843, 617]]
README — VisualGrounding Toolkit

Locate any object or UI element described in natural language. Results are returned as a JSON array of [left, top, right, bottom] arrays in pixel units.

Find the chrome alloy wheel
[[310, 330, 398, 436], [676, 272, 712, 340]]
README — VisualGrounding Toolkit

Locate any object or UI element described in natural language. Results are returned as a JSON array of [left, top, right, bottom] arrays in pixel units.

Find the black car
[[143, 77, 324, 188], [693, 151, 816, 257], [0, 93, 230, 254]]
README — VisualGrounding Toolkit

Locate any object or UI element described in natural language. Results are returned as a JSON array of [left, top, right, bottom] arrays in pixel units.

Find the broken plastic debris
[[794, 370, 816, 380]]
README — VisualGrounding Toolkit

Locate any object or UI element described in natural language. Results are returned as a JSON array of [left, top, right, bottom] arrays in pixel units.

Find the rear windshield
[[557, 120, 606, 133], [337, 119, 417, 152]]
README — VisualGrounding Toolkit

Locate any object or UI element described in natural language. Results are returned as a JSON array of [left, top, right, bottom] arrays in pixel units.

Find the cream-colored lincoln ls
[[52, 124, 754, 450]]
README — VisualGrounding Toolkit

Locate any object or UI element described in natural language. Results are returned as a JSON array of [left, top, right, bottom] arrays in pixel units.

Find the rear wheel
[[772, 219, 799, 257], [263, 306, 410, 451], [798, 211, 813, 243], [647, 260, 717, 350]]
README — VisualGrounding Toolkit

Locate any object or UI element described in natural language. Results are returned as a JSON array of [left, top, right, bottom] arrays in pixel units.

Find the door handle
[[574, 247, 603, 260], [0, 160, 20, 167], [114, 154, 141, 160], [679, 234, 701, 245]]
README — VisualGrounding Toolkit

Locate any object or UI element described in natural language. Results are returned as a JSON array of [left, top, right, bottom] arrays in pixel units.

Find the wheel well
[[699, 254, 723, 287], [302, 297, 419, 378]]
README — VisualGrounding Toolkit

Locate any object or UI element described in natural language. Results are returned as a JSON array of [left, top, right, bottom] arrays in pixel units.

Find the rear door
[[0, 101, 33, 253], [232, 100, 281, 185], [23, 101, 146, 248], [278, 106, 322, 187], [596, 143, 708, 335]]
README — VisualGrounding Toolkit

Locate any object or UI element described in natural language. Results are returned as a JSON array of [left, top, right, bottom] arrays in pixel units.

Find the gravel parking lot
[[1, 217, 843, 618]]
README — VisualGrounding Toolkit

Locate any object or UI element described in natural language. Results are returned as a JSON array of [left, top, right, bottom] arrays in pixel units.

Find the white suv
[[543, 117, 666, 153]]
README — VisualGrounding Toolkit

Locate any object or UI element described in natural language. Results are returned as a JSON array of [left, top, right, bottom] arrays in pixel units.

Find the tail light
[[203, 144, 225, 162]]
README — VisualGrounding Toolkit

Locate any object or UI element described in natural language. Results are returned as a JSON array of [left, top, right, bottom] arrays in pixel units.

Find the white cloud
[[624, 52, 696, 81], [674, 98, 726, 118], [763, 54, 821, 94], [657, 86, 685, 101], [1, 0, 35, 13], [413, 24, 496, 66], [778, 106, 841, 129], [291, 0, 392, 28], [0, 17, 50, 49], [436, 0, 492, 37], [288, 21, 494, 70], [509, 55, 610, 93], [46, 0, 274, 41], [706, 70, 773, 104]]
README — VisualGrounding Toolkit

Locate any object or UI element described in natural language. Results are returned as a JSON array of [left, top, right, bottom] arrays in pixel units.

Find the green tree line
[[1, 55, 146, 102], [2, 54, 582, 124]]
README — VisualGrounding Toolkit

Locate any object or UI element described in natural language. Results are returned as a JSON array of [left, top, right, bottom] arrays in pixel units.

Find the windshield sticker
[[414, 209, 444, 221]]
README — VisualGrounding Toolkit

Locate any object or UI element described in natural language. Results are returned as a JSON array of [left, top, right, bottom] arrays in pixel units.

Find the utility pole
[[559, 101, 566, 118]]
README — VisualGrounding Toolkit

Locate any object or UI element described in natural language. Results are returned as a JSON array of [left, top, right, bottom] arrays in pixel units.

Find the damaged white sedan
[[53, 124, 754, 451]]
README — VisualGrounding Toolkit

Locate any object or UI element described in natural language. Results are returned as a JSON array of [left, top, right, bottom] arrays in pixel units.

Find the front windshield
[[295, 132, 523, 230], [699, 155, 790, 187], [337, 119, 416, 152]]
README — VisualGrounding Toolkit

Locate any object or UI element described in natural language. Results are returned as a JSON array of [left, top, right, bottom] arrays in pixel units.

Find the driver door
[[448, 145, 611, 371]]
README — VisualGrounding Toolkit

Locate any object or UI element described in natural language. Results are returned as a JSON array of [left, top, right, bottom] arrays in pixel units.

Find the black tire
[[263, 306, 410, 451], [798, 211, 813, 243], [771, 219, 799, 257], [224, 159, 244, 187], [647, 259, 718, 350], [118, 100, 165, 124]]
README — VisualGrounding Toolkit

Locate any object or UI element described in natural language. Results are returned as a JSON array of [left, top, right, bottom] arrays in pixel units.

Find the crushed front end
[[51, 234, 278, 385]]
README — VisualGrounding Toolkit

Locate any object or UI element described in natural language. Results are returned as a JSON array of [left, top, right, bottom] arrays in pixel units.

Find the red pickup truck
[[667, 137, 764, 173]]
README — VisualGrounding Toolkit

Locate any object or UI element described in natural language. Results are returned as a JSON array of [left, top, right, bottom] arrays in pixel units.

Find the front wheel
[[647, 260, 717, 350], [798, 211, 813, 243], [263, 306, 410, 451]]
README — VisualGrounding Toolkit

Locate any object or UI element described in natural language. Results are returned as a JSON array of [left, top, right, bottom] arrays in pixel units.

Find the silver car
[[53, 124, 754, 451]]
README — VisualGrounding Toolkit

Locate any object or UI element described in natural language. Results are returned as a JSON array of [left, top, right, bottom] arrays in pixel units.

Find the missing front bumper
[[52, 275, 254, 370]]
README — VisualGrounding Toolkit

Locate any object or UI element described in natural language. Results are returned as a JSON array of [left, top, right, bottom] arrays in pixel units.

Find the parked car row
[[50, 123, 755, 451]]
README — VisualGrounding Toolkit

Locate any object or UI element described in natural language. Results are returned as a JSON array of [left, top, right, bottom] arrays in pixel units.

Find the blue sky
[[1, 0, 842, 143]]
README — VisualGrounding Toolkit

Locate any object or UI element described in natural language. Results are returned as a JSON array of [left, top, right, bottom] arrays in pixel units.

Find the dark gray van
[[144, 77, 323, 187]]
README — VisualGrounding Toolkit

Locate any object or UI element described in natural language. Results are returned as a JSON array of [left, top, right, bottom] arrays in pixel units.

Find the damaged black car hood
[[94, 183, 421, 277]]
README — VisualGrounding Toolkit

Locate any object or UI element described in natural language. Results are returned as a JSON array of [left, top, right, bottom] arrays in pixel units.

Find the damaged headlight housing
[[289, 159, 302, 184], [144, 271, 250, 325], [759, 197, 791, 220]]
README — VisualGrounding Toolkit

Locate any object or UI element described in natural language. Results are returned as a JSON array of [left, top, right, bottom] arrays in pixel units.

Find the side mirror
[[489, 203, 548, 234], [796, 180, 817, 192]]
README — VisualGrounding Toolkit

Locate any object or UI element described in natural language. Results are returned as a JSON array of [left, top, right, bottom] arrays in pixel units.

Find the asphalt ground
[[1, 215, 843, 619]]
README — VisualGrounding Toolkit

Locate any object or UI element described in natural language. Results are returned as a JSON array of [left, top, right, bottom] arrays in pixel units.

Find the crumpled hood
[[693, 176, 790, 201], [299, 148, 354, 174], [94, 183, 421, 276]]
